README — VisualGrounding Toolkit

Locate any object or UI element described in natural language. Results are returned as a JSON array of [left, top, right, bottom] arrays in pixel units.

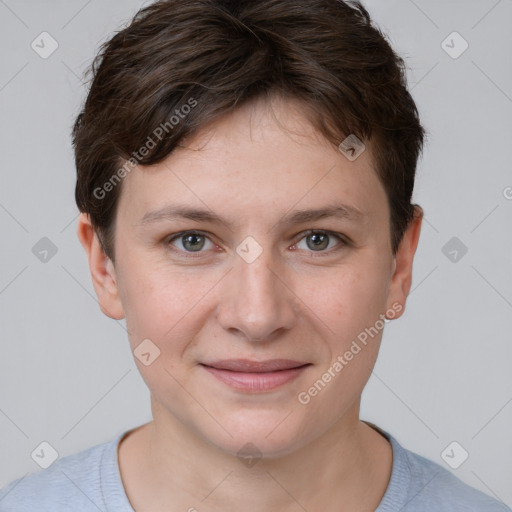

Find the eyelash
[[165, 230, 349, 259]]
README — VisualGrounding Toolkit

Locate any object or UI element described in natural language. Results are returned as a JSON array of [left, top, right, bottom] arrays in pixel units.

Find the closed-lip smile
[[200, 359, 311, 391], [201, 359, 310, 372]]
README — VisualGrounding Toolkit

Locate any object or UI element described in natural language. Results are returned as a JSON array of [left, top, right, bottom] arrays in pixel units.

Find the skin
[[78, 95, 422, 512]]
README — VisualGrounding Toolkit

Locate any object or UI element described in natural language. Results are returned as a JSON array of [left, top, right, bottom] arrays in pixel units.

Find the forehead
[[117, 96, 387, 228]]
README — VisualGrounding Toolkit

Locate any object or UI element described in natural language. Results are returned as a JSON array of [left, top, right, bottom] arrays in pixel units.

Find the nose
[[215, 246, 298, 343]]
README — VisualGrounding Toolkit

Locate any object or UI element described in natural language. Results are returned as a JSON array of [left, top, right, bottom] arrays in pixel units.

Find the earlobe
[[77, 213, 125, 320]]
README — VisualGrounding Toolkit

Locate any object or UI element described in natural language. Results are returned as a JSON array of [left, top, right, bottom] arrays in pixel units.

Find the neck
[[118, 398, 392, 512]]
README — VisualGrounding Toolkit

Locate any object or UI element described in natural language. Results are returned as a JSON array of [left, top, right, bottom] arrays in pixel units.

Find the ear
[[77, 213, 125, 320], [385, 206, 423, 319]]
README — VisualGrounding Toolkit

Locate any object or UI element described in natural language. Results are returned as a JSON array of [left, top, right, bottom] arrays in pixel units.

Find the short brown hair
[[73, 0, 426, 263]]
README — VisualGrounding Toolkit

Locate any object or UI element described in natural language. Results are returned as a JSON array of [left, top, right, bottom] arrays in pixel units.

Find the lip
[[200, 359, 311, 392], [202, 359, 309, 372]]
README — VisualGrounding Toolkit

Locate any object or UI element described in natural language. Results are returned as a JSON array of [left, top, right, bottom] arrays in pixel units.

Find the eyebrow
[[137, 203, 368, 230]]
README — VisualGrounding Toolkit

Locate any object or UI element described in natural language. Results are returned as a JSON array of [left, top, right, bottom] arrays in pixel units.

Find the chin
[[203, 411, 308, 460]]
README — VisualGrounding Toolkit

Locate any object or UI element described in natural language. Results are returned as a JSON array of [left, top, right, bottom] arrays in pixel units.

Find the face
[[79, 95, 421, 458]]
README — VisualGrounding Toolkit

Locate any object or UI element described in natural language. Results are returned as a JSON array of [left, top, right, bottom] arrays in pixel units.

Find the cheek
[[118, 260, 214, 349], [297, 270, 387, 412], [306, 263, 390, 378], [311, 264, 388, 327], [118, 266, 204, 394]]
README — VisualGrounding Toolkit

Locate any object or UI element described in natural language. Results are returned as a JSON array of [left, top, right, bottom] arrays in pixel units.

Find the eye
[[167, 231, 216, 255], [292, 230, 346, 255], [165, 229, 348, 259]]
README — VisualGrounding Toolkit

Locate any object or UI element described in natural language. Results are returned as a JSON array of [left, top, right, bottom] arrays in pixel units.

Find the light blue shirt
[[0, 423, 510, 511]]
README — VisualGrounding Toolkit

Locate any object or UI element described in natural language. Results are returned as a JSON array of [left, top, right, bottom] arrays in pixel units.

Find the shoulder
[[363, 421, 511, 512], [387, 434, 511, 511], [0, 433, 123, 512]]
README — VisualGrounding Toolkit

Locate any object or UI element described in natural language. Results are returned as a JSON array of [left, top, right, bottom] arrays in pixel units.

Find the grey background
[[0, 0, 511, 506]]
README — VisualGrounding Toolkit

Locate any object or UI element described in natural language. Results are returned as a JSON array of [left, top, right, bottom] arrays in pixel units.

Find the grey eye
[[295, 231, 343, 252], [169, 232, 214, 252]]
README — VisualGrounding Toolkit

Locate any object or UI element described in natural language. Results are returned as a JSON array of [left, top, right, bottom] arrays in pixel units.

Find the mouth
[[199, 359, 312, 392]]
